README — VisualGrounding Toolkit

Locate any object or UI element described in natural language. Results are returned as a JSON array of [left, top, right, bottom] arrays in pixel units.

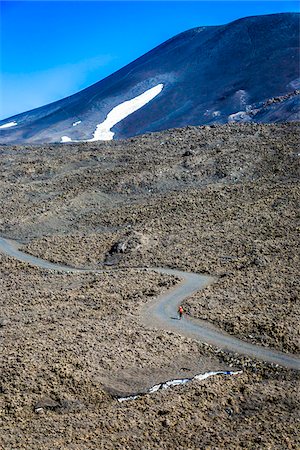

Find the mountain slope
[[0, 12, 299, 144]]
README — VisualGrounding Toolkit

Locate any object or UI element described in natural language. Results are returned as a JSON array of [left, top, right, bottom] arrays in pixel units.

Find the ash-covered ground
[[0, 123, 299, 448]]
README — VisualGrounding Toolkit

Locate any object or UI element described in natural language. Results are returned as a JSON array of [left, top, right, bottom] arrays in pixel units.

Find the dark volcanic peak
[[1, 12, 299, 144]]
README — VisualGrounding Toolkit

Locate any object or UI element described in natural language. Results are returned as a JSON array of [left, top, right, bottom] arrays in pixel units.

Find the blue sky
[[1, 1, 299, 119]]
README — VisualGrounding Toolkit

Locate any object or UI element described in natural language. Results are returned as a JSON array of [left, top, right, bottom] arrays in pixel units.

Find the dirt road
[[0, 236, 299, 370]]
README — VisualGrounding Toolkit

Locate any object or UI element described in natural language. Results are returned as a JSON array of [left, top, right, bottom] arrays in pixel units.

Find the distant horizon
[[1, 1, 299, 120]]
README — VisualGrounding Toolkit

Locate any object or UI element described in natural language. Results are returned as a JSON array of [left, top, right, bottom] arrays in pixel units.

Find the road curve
[[0, 236, 299, 370]]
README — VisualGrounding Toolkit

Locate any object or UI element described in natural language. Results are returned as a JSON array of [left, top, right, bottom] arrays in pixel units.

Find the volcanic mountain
[[0, 12, 299, 144]]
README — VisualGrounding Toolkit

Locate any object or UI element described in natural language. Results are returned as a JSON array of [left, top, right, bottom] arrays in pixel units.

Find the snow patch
[[228, 108, 259, 123], [72, 120, 81, 127], [212, 111, 221, 117], [117, 370, 242, 402], [228, 111, 252, 123], [0, 121, 17, 129], [204, 110, 221, 118], [90, 83, 163, 141], [60, 84, 163, 144], [118, 394, 138, 402], [61, 136, 72, 143]]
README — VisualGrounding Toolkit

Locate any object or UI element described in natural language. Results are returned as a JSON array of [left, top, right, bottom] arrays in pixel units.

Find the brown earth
[[0, 252, 299, 449], [0, 122, 299, 448], [1, 122, 298, 353]]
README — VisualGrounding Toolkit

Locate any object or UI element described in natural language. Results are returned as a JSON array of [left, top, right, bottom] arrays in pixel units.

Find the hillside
[[0, 122, 299, 448], [0, 13, 299, 144]]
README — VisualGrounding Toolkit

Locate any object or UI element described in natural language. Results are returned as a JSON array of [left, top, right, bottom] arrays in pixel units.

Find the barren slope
[[1, 122, 298, 353], [0, 122, 299, 448]]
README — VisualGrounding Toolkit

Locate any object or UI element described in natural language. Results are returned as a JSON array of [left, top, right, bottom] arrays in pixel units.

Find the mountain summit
[[1, 13, 299, 144]]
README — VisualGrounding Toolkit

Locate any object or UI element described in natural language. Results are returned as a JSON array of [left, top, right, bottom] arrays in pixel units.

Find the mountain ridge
[[0, 12, 299, 144]]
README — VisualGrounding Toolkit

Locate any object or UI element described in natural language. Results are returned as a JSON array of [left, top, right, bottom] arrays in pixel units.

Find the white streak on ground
[[0, 121, 17, 129], [60, 83, 163, 144], [61, 136, 72, 143], [117, 370, 242, 402], [90, 84, 163, 141]]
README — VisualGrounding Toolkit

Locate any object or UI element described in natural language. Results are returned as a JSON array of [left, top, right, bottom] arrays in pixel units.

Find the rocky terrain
[[1, 252, 299, 449], [1, 122, 298, 352], [0, 122, 299, 447]]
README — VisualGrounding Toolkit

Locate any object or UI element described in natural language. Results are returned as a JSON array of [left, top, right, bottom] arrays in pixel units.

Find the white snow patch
[[59, 84, 163, 144], [0, 121, 17, 129], [204, 110, 221, 118], [228, 108, 259, 123], [212, 111, 221, 117], [148, 384, 162, 393], [228, 111, 251, 123], [89, 83, 164, 141], [163, 378, 190, 388], [118, 395, 138, 403], [72, 120, 81, 127], [61, 136, 72, 143], [117, 370, 242, 402]]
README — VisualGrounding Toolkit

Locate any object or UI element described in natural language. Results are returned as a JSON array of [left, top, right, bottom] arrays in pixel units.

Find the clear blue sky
[[1, 1, 299, 119]]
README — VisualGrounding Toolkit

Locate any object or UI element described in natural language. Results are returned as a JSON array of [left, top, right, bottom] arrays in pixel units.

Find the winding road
[[0, 236, 299, 370]]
